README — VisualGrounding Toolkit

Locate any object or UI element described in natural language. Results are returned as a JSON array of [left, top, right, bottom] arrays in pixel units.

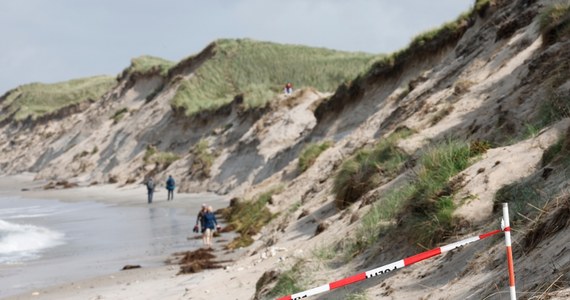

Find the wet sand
[[0, 174, 236, 300]]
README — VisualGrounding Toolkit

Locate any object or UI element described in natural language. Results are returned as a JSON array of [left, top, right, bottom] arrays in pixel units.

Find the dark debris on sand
[[170, 248, 232, 275]]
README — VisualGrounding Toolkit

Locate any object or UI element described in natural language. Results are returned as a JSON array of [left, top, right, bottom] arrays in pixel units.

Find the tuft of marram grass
[[124, 55, 174, 77], [266, 260, 306, 298], [223, 185, 283, 249], [298, 141, 333, 172], [111, 108, 128, 124], [333, 129, 413, 209], [190, 139, 216, 178], [539, 2, 570, 44], [143, 145, 180, 168], [343, 139, 477, 257]]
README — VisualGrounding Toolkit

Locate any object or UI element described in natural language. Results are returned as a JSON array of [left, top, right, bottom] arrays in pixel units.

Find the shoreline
[[0, 173, 226, 209], [0, 174, 250, 300]]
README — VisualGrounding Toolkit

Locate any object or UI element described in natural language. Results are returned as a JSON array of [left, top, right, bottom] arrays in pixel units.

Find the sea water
[[0, 196, 205, 297]]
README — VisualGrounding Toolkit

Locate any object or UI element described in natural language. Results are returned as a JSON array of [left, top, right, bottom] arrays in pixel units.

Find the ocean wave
[[0, 219, 65, 263]]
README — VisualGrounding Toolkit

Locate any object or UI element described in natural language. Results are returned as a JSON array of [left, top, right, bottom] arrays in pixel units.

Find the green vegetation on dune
[[0, 76, 116, 122], [343, 139, 486, 257], [222, 185, 283, 249], [496, 131, 570, 225], [143, 145, 180, 168], [298, 141, 333, 172], [124, 55, 174, 77], [474, 0, 492, 16], [333, 128, 413, 209], [360, 9, 472, 81], [265, 260, 306, 298], [409, 11, 471, 50], [190, 139, 216, 178], [540, 2, 570, 44], [171, 39, 377, 115]]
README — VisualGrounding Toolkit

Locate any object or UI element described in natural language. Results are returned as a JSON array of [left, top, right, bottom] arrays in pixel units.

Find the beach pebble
[[31, 292, 40, 296]]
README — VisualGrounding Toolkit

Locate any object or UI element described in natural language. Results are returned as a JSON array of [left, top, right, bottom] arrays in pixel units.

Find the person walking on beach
[[202, 206, 220, 248], [145, 177, 155, 204], [166, 175, 175, 201], [194, 204, 207, 233]]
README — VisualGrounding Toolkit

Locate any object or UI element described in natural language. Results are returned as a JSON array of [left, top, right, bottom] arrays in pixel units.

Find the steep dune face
[[248, 1, 570, 299], [1, 0, 570, 298], [0, 40, 370, 195]]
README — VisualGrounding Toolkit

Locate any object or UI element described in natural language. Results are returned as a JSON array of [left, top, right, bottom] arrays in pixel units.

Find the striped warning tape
[[277, 228, 502, 300], [502, 203, 517, 300]]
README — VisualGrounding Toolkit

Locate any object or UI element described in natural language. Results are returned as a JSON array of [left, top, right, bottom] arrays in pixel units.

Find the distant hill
[[170, 39, 378, 115], [0, 76, 116, 122]]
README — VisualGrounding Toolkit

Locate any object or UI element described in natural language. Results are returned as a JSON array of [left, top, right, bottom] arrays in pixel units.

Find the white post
[[502, 203, 516, 300]]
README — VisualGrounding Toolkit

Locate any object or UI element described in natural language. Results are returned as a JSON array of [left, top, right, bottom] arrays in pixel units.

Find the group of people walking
[[144, 176, 220, 248], [194, 204, 220, 248], [145, 175, 176, 204]]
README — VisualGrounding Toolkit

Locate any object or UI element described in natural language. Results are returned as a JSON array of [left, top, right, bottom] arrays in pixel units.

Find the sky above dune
[[0, 0, 473, 94]]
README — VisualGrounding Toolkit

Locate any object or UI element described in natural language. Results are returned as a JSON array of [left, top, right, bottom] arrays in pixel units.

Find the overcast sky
[[0, 0, 473, 95]]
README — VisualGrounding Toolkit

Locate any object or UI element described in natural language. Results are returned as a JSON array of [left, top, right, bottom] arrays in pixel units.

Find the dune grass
[[124, 55, 174, 77], [342, 139, 483, 257], [171, 39, 377, 115], [539, 2, 570, 44], [474, 0, 492, 16], [409, 11, 471, 50], [342, 184, 417, 258], [143, 145, 180, 168], [190, 139, 216, 178], [265, 260, 306, 299], [333, 128, 413, 209], [0, 76, 116, 122], [360, 8, 472, 81], [298, 141, 333, 172], [495, 128, 570, 225], [223, 185, 283, 249], [111, 107, 128, 124], [400, 139, 473, 246]]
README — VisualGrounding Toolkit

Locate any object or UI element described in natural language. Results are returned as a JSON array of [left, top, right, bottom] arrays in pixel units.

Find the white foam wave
[[0, 204, 72, 219], [0, 219, 65, 263]]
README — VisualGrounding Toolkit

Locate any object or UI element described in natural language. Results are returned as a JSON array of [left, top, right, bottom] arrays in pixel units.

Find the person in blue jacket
[[202, 206, 220, 248], [166, 175, 175, 201]]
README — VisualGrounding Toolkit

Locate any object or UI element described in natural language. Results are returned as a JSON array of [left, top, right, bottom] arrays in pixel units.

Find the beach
[[0, 174, 238, 300]]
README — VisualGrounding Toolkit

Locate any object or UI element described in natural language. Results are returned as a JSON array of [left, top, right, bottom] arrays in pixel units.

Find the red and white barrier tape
[[502, 203, 517, 300], [277, 229, 502, 300]]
